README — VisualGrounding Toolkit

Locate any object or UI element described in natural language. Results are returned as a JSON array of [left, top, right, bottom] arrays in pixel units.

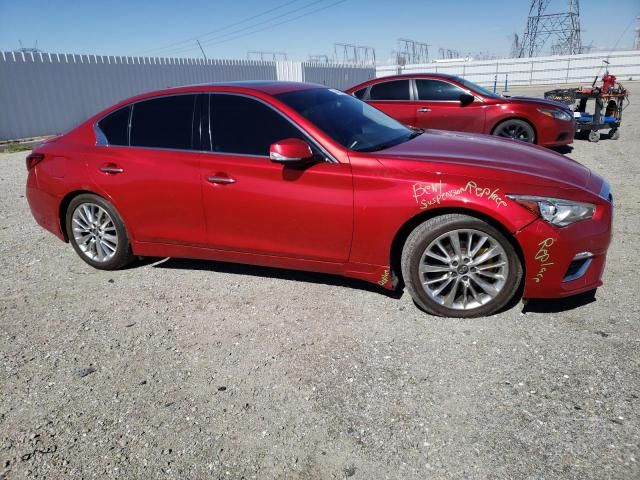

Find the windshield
[[276, 88, 417, 152], [453, 77, 503, 99]]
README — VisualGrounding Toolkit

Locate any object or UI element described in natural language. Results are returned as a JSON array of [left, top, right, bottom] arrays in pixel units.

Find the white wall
[[376, 50, 640, 89], [0, 52, 375, 141]]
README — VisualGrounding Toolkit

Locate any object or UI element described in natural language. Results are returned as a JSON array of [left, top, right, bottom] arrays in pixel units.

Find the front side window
[[210, 94, 304, 156], [415, 79, 465, 101], [130, 95, 196, 150], [276, 88, 417, 152], [97, 106, 130, 146], [368, 80, 411, 101]]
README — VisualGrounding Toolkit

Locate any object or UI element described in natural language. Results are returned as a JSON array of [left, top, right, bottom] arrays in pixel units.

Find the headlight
[[507, 195, 595, 227], [537, 108, 573, 121]]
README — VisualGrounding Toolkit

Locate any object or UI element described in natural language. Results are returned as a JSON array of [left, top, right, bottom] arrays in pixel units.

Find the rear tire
[[401, 214, 522, 318], [492, 119, 535, 144], [65, 194, 135, 270]]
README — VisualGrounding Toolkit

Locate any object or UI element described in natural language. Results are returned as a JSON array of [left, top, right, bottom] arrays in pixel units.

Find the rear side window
[[353, 87, 368, 99], [210, 94, 304, 156], [368, 80, 411, 101], [97, 106, 130, 146], [416, 79, 464, 101], [130, 95, 196, 150]]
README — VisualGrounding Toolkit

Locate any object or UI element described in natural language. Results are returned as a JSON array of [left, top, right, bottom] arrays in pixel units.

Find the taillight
[[26, 153, 45, 170]]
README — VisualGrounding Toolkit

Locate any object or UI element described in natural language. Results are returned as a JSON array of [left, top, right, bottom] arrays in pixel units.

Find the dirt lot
[[1, 82, 639, 480]]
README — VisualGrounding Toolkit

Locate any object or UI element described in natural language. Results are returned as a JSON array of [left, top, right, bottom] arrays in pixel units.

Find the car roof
[[347, 73, 463, 92], [165, 80, 326, 96]]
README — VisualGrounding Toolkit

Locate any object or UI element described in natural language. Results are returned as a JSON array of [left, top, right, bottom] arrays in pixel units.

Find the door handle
[[417, 107, 431, 113], [207, 175, 236, 185], [99, 165, 124, 174]]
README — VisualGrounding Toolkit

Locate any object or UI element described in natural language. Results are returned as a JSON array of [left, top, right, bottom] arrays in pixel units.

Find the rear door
[[414, 78, 485, 132], [90, 94, 205, 246], [365, 79, 417, 127], [199, 93, 353, 262]]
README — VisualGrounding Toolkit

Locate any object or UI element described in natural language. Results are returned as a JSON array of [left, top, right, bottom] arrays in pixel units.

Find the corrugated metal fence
[[0, 52, 374, 141], [377, 50, 640, 88]]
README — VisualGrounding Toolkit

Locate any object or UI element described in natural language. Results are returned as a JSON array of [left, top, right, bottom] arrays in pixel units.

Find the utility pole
[[196, 40, 207, 61]]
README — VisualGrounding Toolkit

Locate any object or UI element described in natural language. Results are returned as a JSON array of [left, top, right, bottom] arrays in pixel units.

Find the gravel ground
[[1, 82, 639, 480]]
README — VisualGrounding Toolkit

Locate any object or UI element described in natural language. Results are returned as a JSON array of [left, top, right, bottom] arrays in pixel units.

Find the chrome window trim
[[366, 79, 413, 102], [413, 78, 484, 103], [207, 92, 338, 164], [93, 91, 339, 165]]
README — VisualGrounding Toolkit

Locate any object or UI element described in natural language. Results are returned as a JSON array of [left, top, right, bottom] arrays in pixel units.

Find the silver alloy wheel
[[419, 228, 509, 310], [71, 203, 118, 262]]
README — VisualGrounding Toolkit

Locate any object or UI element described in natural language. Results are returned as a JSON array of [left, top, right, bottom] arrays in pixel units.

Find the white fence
[[0, 52, 375, 141], [376, 50, 640, 89]]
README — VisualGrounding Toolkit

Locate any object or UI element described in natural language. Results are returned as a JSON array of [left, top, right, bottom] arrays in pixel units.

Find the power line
[[137, 0, 303, 55], [141, 0, 332, 57], [164, 0, 348, 57]]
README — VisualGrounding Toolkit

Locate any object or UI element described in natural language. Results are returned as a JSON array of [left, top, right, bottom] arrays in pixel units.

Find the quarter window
[[353, 87, 368, 99], [368, 80, 411, 101], [415, 79, 464, 101], [210, 94, 305, 156], [130, 95, 196, 150], [97, 106, 130, 146]]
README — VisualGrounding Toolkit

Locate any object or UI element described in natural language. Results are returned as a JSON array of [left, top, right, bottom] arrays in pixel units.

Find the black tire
[[492, 119, 536, 143], [65, 193, 135, 270], [609, 129, 620, 140], [401, 214, 522, 318]]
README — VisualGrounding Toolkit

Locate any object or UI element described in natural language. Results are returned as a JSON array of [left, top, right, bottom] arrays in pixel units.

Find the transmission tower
[[517, 0, 582, 57], [333, 43, 376, 66], [16, 40, 42, 54], [308, 54, 329, 63], [247, 51, 287, 61], [634, 16, 640, 50], [438, 48, 460, 60], [397, 38, 430, 65]]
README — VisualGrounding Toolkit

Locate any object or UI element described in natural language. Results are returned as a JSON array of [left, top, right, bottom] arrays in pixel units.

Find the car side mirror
[[460, 93, 475, 106], [269, 138, 314, 164]]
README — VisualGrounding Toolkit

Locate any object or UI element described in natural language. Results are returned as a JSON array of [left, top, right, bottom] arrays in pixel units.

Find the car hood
[[504, 95, 572, 111], [375, 129, 591, 189]]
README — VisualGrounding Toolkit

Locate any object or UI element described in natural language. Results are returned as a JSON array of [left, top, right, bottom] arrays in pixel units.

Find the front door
[[413, 78, 486, 133], [200, 93, 353, 263]]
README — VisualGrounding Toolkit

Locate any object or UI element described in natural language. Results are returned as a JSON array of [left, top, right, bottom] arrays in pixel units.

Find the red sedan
[[26, 82, 611, 317], [346, 74, 576, 147]]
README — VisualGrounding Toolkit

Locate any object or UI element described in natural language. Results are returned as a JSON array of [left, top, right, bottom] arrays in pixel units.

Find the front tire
[[401, 214, 522, 318], [493, 119, 535, 144], [65, 194, 135, 270]]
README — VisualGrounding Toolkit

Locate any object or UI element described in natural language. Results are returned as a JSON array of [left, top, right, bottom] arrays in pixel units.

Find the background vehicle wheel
[[588, 131, 600, 142], [493, 119, 535, 143], [609, 129, 620, 140], [401, 214, 522, 318], [65, 194, 135, 270]]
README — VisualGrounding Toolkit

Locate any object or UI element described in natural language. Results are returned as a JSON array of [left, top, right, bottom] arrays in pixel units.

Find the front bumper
[[538, 118, 577, 147], [516, 194, 613, 299]]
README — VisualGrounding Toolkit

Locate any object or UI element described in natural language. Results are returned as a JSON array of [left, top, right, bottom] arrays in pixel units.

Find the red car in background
[[346, 74, 576, 147], [26, 82, 611, 318]]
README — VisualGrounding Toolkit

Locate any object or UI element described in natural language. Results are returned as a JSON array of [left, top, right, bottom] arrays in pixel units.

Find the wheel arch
[[389, 207, 526, 288], [490, 116, 538, 144]]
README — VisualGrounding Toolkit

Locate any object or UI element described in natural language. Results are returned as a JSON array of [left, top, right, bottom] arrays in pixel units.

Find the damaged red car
[[26, 82, 612, 317]]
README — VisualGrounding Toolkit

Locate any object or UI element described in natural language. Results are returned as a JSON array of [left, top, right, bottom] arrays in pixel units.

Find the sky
[[0, 0, 638, 63]]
